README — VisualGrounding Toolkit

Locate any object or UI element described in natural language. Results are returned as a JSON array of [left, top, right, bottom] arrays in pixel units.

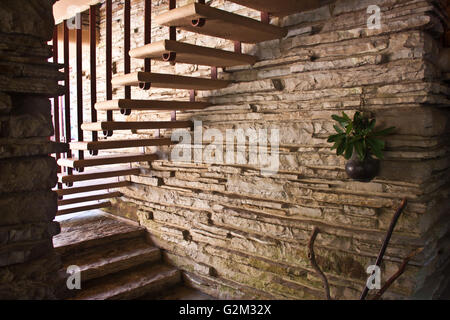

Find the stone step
[[63, 238, 161, 282], [70, 138, 174, 151], [54, 211, 147, 256], [154, 3, 287, 43], [58, 168, 140, 184], [140, 285, 215, 300], [57, 153, 158, 169], [57, 201, 112, 216], [81, 121, 193, 132], [95, 99, 211, 112], [72, 263, 181, 300], [111, 72, 230, 90], [227, 0, 326, 16], [129, 40, 257, 67]]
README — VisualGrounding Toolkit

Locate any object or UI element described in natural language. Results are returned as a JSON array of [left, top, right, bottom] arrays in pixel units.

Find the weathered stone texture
[[0, 0, 64, 299], [93, 0, 450, 299]]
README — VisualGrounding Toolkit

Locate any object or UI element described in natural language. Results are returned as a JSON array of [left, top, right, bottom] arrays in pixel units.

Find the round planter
[[345, 154, 380, 182]]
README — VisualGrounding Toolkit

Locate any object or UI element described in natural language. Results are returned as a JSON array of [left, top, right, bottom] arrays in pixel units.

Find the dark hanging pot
[[345, 152, 380, 182]]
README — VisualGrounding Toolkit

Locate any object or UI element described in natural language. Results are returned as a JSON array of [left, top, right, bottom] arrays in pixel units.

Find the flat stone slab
[[53, 210, 145, 255]]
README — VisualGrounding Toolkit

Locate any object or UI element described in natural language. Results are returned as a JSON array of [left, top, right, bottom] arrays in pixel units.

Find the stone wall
[[91, 0, 450, 299], [0, 0, 67, 299]]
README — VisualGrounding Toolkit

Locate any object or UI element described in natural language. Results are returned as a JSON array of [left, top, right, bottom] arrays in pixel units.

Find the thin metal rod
[[234, 41, 241, 53], [170, 0, 176, 121], [53, 26, 62, 189], [106, 0, 113, 121], [63, 21, 73, 176], [76, 26, 84, 161], [261, 12, 270, 24], [360, 198, 408, 300], [144, 0, 151, 72], [124, 0, 131, 99], [90, 5, 98, 143], [52, 27, 60, 145], [140, 0, 151, 90]]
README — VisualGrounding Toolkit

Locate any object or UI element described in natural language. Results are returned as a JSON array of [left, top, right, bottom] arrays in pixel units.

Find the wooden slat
[[111, 72, 231, 90], [154, 3, 287, 43], [70, 138, 175, 151], [57, 201, 112, 216], [95, 99, 211, 111], [227, 0, 324, 16], [58, 192, 122, 206], [59, 168, 140, 183], [81, 121, 192, 132], [57, 154, 158, 169], [129, 40, 257, 67], [56, 181, 130, 196]]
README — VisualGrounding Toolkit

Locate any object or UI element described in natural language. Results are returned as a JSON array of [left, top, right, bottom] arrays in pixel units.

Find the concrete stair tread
[[95, 99, 211, 111], [58, 168, 140, 183], [69, 138, 174, 151], [129, 39, 257, 67], [227, 0, 324, 16], [111, 72, 230, 90], [57, 201, 112, 216], [58, 192, 122, 206], [63, 238, 161, 282], [55, 181, 130, 196], [81, 120, 193, 132], [57, 153, 158, 168], [72, 263, 181, 300], [154, 3, 287, 43]]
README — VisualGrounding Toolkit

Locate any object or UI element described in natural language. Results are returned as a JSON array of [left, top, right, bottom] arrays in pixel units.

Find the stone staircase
[[53, 211, 210, 300]]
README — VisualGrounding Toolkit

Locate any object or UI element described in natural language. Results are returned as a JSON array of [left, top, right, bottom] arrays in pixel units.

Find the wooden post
[[76, 25, 84, 163], [53, 26, 62, 189], [170, 0, 176, 121], [140, 0, 152, 90], [105, 0, 113, 136], [89, 5, 98, 153], [63, 21, 73, 176]]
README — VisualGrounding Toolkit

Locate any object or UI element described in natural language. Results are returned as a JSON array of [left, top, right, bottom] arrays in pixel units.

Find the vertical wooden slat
[[53, 26, 62, 189], [106, 0, 113, 123], [52, 27, 60, 145], [170, 0, 176, 121], [76, 26, 84, 162], [90, 5, 98, 147], [140, 0, 152, 90], [124, 0, 131, 100], [63, 21, 73, 176], [234, 41, 241, 53], [261, 12, 270, 24]]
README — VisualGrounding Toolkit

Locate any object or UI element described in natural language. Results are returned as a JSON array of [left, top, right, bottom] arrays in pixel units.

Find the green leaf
[[346, 122, 354, 135], [337, 140, 346, 156], [354, 140, 366, 161], [367, 138, 384, 159], [372, 127, 396, 137], [328, 133, 345, 143], [333, 125, 344, 134], [344, 142, 353, 160]]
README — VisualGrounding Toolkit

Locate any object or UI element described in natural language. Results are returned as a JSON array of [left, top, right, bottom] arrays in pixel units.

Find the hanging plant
[[327, 112, 395, 182]]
